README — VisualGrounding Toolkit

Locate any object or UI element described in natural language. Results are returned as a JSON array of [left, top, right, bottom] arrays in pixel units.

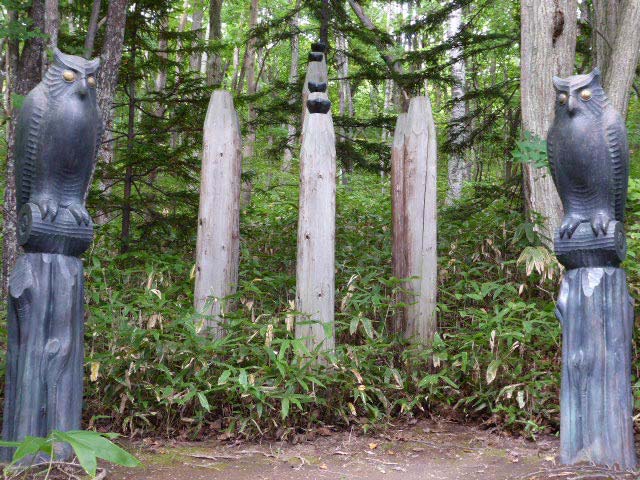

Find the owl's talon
[[559, 218, 582, 239], [67, 204, 91, 226], [36, 199, 59, 222], [590, 213, 611, 237]]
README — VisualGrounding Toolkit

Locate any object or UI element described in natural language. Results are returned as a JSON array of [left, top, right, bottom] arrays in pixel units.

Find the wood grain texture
[[390, 113, 407, 335], [401, 96, 438, 343], [295, 92, 336, 353], [556, 268, 636, 469], [194, 90, 242, 338], [1, 253, 85, 462]]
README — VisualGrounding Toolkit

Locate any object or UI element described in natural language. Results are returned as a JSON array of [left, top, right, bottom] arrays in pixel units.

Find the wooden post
[[390, 112, 407, 335], [393, 96, 438, 343], [194, 90, 242, 338], [295, 85, 336, 353]]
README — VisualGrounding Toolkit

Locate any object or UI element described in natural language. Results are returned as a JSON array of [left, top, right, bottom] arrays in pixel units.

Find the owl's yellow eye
[[63, 70, 75, 82], [558, 93, 568, 105], [580, 89, 592, 101], [87, 76, 96, 88]]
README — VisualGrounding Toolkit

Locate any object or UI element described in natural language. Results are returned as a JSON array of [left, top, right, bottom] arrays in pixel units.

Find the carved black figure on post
[[1, 49, 102, 462], [548, 68, 635, 469]]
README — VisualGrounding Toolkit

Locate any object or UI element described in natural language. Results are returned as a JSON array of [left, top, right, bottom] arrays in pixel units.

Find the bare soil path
[[108, 420, 638, 480]]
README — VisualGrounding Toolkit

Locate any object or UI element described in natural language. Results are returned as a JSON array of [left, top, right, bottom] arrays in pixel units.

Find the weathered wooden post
[[548, 69, 635, 469], [194, 90, 242, 337], [1, 50, 103, 461], [390, 112, 407, 335], [295, 44, 336, 353], [390, 97, 438, 342]]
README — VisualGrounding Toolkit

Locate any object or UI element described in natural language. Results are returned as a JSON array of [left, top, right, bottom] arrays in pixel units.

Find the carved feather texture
[[16, 89, 47, 212], [547, 133, 558, 188], [606, 117, 629, 222]]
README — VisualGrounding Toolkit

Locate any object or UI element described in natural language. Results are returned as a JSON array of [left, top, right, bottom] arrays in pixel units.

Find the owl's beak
[[567, 96, 577, 114], [77, 78, 89, 98]]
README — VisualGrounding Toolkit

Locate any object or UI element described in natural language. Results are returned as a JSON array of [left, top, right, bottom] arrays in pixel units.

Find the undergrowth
[[81, 170, 571, 440]]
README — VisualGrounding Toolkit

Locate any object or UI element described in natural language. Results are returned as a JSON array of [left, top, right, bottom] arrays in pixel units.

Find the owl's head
[[44, 48, 100, 101], [552, 68, 608, 118]]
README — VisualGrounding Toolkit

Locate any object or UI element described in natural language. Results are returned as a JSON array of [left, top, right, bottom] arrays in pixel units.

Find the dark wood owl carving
[[547, 68, 629, 240], [14, 49, 103, 256]]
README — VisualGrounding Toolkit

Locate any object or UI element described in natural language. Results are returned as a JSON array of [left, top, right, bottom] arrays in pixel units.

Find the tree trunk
[[591, 0, 620, 79], [206, 0, 224, 86], [400, 96, 438, 343], [520, 0, 577, 242], [336, 32, 354, 184], [194, 91, 242, 338], [390, 112, 408, 335], [93, 0, 128, 176], [319, 0, 329, 46], [121, 21, 137, 253], [43, 0, 59, 69], [445, 7, 472, 205], [282, 0, 300, 171], [84, 0, 102, 58], [189, 0, 205, 72], [242, 0, 259, 160], [296, 93, 336, 354], [602, 0, 640, 118]]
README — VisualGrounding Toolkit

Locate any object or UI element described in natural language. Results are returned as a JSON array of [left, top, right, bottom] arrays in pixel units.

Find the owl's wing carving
[[605, 112, 629, 222], [83, 113, 104, 203], [14, 85, 48, 214], [546, 125, 560, 192]]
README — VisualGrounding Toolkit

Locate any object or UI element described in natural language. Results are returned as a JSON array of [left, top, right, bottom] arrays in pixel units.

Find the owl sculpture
[[547, 68, 629, 239], [14, 49, 102, 232]]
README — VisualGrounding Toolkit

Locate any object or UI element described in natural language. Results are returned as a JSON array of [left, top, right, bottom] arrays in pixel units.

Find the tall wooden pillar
[[295, 43, 336, 353]]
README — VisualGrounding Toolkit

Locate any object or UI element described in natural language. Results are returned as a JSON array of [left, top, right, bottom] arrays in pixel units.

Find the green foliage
[[0, 430, 141, 478], [511, 132, 549, 171], [79, 170, 563, 440]]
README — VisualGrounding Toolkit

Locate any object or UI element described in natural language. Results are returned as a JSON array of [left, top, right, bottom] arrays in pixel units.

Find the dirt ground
[[106, 419, 640, 480]]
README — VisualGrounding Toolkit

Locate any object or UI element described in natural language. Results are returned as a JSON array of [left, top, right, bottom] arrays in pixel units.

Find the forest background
[[0, 0, 639, 442]]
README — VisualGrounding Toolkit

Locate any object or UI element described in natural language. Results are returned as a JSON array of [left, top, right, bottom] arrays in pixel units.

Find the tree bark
[[282, 0, 300, 171], [84, 0, 102, 58], [602, 0, 640, 118], [445, 7, 472, 205], [400, 96, 438, 343], [189, 0, 205, 72], [336, 31, 354, 183], [206, 0, 224, 86], [242, 0, 259, 160], [591, 0, 620, 79], [43, 0, 59, 69], [296, 93, 336, 354], [121, 16, 137, 253], [194, 91, 242, 338], [520, 0, 577, 242], [319, 0, 330, 46], [94, 0, 128, 174]]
